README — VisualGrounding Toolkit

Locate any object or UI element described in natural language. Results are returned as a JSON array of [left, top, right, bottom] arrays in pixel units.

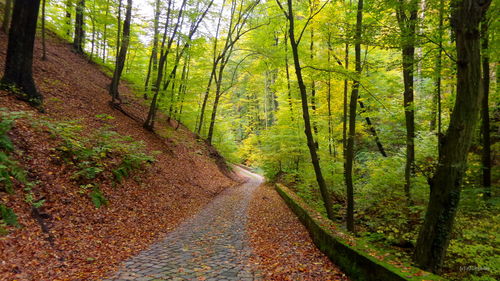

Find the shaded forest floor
[[0, 31, 241, 280]]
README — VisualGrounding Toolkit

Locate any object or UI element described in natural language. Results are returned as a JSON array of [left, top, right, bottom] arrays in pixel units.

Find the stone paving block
[[105, 175, 263, 281]]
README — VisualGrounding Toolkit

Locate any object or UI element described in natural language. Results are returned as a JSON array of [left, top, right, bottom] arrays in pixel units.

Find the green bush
[[44, 119, 156, 207], [0, 109, 30, 194], [0, 203, 19, 227], [89, 187, 109, 208]]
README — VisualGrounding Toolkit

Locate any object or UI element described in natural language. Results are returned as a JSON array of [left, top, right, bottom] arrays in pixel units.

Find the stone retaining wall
[[275, 184, 445, 281]]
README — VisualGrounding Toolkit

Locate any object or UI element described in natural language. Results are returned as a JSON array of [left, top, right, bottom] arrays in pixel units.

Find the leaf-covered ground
[[0, 31, 240, 280], [248, 183, 348, 280]]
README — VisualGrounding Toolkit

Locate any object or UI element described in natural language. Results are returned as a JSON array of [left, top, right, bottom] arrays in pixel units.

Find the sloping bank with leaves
[[0, 96, 237, 279]]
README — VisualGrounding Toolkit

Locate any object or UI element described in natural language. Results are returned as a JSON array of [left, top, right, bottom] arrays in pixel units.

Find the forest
[[0, 0, 497, 280]]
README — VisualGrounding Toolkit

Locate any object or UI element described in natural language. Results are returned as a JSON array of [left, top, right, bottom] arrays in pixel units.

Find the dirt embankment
[[0, 31, 240, 280]]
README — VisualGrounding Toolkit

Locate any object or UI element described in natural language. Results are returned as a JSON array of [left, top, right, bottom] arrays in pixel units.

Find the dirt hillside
[[0, 31, 240, 280]]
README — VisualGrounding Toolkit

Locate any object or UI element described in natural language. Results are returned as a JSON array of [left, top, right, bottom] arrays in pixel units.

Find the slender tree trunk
[[345, 0, 363, 233], [480, 14, 491, 198], [167, 53, 179, 120], [41, 0, 47, 61], [116, 0, 122, 56], [359, 100, 387, 157], [430, 0, 444, 132], [343, 42, 349, 165], [144, 0, 183, 130], [65, 0, 72, 38], [197, 67, 216, 134], [284, 27, 294, 121], [207, 91, 222, 144], [327, 33, 333, 156], [90, 0, 96, 60], [396, 0, 418, 206], [102, 0, 109, 63], [109, 0, 132, 103], [1, 0, 13, 33], [414, 0, 490, 272], [144, 0, 212, 130], [284, 0, 336, 220], [144, 0, 161, 95], [1, 0, 42, 105], [175, 54, 190, 122], [73, 0, 85, 54], [207, 59, 227, 144], [310, 28, 318, 144], [196, 1, 224, 135]]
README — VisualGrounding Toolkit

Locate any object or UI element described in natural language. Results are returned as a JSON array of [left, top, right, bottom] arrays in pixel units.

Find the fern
[[0, 204, 19, 227], [89, 187, 108, 208], [0, 109, 31, 194]]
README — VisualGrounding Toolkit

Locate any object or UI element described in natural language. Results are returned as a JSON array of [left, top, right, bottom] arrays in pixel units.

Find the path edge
[[275, 183, 446, 281]]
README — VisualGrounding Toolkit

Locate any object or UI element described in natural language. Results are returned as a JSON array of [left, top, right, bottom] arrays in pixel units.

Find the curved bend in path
[[106, 167, 263, 281]]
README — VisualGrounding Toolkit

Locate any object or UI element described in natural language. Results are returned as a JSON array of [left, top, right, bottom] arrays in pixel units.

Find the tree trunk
[[345, 0, 363, 233], [396, 0, 418, 206], [343, 42, 349, 166], [90, 0, 96, 60], [310, 28, 318, 144], [1, 0, 42, 105], [413, 0, 490, 272], [73, 0, 85, 54], [102, 0, 109, 63], [327, 32, 333, 156], [480, 14, 491, 198], [109, 0, 132, 103], [284, 28, 294, 122], [207, 58, 227, 144], [196, 1, 224, 135], [359, 100, 387, 157], [144, 0, 187, 131], [284, 0, 335, 221], [144, 0, 161, 95], [430, 0, 444, 132], [116, 0, 122, 56], [197, 67, 216, 135], [1, 0, 13, 33], [65, 0, 72, 38], [175, 54, 190, 122], [207, 91, 221, 144], [41, 0, 47, 61]]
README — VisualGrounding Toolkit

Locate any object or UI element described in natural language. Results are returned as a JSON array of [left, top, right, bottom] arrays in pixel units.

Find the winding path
[[106, 167, 263, 281]]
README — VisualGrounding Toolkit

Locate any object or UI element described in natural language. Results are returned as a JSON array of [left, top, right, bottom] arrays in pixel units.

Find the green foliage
[[0, 109, 30, 194], [43, 119, 155, 206], [0, 203, 19, 227], [113, 152, 154, 183], [445, 193, 500, 280], [24, 188, 45, 209], [89, 187, 108, 208], [46, 120, 154, 181]]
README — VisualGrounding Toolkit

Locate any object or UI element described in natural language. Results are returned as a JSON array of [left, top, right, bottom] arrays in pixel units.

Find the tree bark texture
[[413, 0, 491, 272], [110, 0, 132, 103], [345, 0, 363, 233], [73, 0, 85, 54], [480, 14, 491, 198], [396, 0, 418, 206], [282, 0, 336, 221], [1, 0, 43, 105], [1, 0, 13, 33]]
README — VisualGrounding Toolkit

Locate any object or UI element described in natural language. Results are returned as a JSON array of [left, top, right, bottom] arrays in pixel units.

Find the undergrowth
[[0, 108, 29, 234], [42, 118, 157, 207]]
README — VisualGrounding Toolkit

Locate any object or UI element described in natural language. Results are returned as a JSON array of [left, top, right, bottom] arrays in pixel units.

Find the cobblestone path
[[106, 167, 263, 281]]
